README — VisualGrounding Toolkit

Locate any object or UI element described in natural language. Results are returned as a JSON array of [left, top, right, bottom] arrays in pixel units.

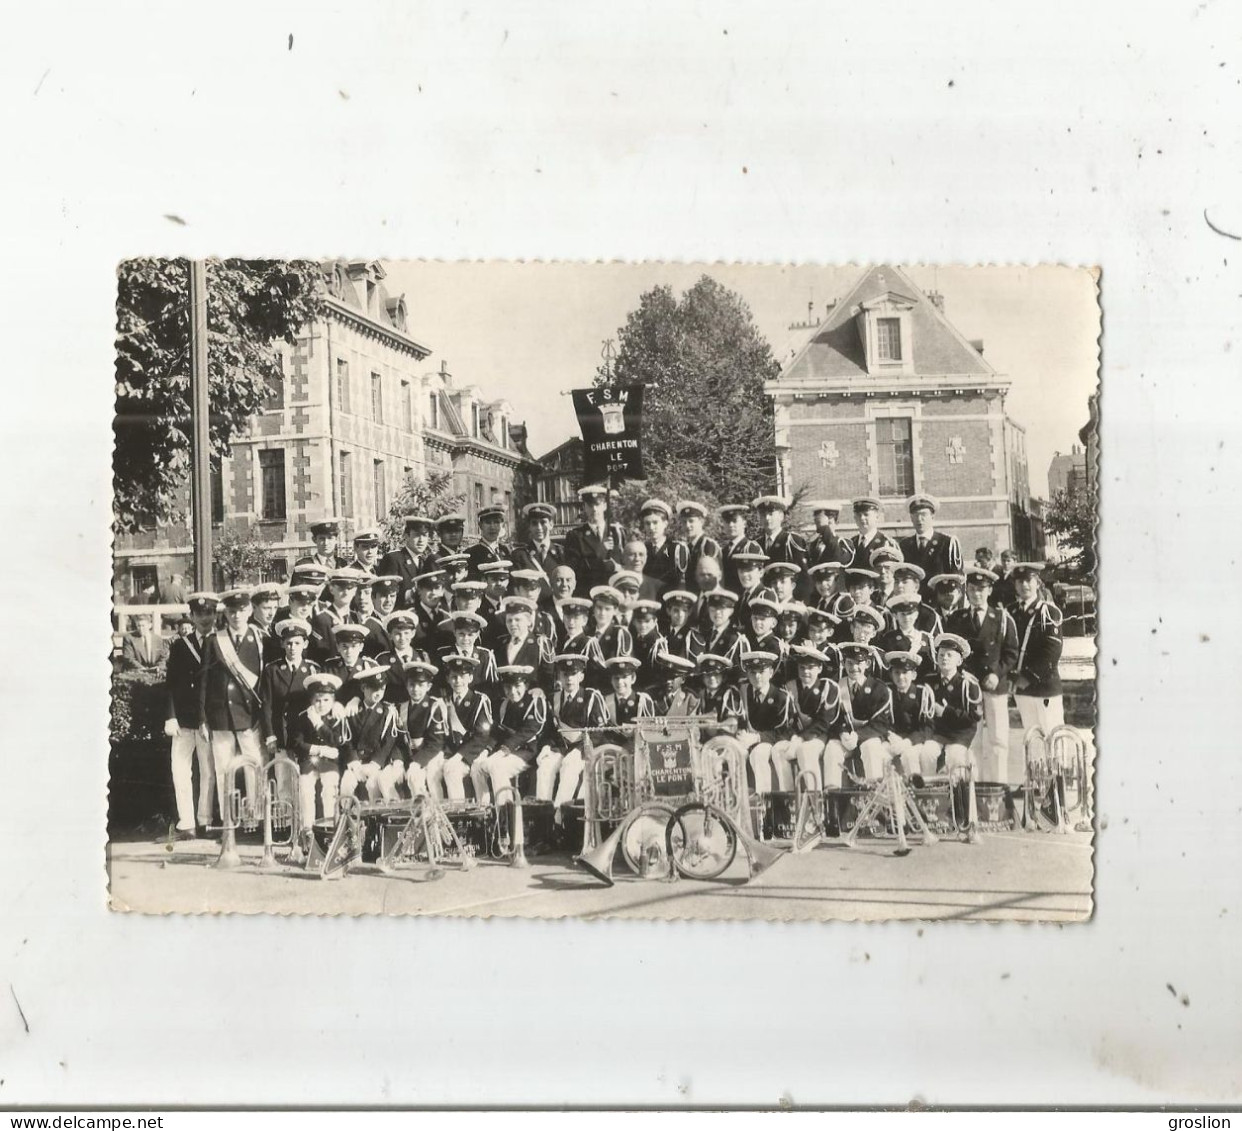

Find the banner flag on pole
[[571, 384, 645, 483]]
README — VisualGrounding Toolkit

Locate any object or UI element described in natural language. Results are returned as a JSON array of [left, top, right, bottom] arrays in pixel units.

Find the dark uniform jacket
[[874, 627, 936, 679], [842, 676, 894, 742], [324, 653, 370, 711], [403, 696, 450, 767], [889, 681, 936, 741], [548, 685, 609, 751], [631, 630, 666, 691], [757, 528, 808, 574], [898, 531, 963, 596], [684, 534, 721, 592], [165, 631, 209, 728], [289, 707, 352, 773], [362, 615, 393, 658], [466, 539, 514, 580], [735, 583, 777, 636], [947, 605, 1020, 690], [511, 541, 569, 602], [434, 643, 498, 697], [492, 632, 555, 695], [991, 571, 1018, 610], [808, 531, 854, 569], [846, 530, 899, 570], [375, 646, 433, 706], [378, 545, 431, 608], [444, 690, 493, 763], [1010, 597, 1063, 698], [258, 657, 321, 748], [698, 684, 744, 734], [700, 624, 744, 671], [738, 682, 796, 743], [653, 688, 700, 717], [274, 605, 330, 658], [784, 677, 847, 741], [309, 605, 360, 664], [662, 623, 706, 666], [492, 692, 548, 762], [346, 698, 405, 767], [200, 626, 266, 733], [604, 690, 656, 727], [644, 538, 686, 593], [928, 670, 983, 743], [563, 521, 627, 595]]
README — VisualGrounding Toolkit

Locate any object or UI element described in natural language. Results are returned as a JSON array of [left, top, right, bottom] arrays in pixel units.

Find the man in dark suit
[[295, 518, 349, 571], [199, 588, 267, 814], [717, 503, 762, 595], [379, 515, 435, 607], [466, 505, 514, 579], [676, 501, 720, 592], [348, 530, 383, 576], [947, 566, 1020, 783], [846, 498, 899, 577], [753, 496, 809, 578], [898, 494, 963, 601], [805, 501, 855, 572], [121, 613, 166, 671], [563, 485, 626, 596], [164, 593, 219, 838], [640, 498, 687, 593], [511, 502, 568, 601]]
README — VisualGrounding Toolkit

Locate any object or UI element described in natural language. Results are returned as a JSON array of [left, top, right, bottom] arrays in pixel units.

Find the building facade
[[533, 436, 586, 534], [114, 260, 538, 598], [764, 265, 1037, 557], [1048, 445, 1088, 499]]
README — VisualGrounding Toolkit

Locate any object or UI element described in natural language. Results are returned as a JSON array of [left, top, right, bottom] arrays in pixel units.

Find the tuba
[[581, 737, 634, 854], [259, 752, 301, 871], [493, 783, 529, 869], [215, 752, 265, 870], [665, 802, 785, 883], [1047, 724, 1092, 832], [1022, 726, 1058, 831]]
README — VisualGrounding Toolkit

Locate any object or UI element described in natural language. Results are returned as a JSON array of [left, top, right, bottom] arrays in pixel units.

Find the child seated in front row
[[291, 672, 353, 829]]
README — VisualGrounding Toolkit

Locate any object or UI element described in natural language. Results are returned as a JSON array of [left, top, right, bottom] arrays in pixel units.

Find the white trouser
[[821, 739, 849, 789], [211, 726, 264, 815], [340, 761, 382, 803], [792, 737, 827, 790], [857, 737, 888, 781], [299, 762, 339, 827], [469, 752, 495, 805], [378, 761, 405, 800], [769, 739, 803, 792], [422, 752, 447, 802], [535, 747, 564, 801], [938, 742, 977, 773], [747, 741, 777, 794], [170, 726, 215, 830], [405, 762, 430, 796], [970, 691, 1012, 783], [888, 734, 941, 778], [440, 753, 469, 802], [1015, 693, 1065, 740], [487, 750, 529, 798]]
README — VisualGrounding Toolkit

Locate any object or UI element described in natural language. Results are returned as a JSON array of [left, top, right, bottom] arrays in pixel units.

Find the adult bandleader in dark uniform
[[1009, 562, 1065, 739], [898, 494, 963, 599], [947, 566, 1020, 783], [563, 484, 627, 596]]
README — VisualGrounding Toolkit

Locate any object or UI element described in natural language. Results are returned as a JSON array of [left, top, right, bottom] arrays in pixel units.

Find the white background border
[[2, 0, 1240, 1107]]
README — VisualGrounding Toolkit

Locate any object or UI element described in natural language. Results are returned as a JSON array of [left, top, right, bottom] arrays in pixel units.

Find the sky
[[381, 261, 1099, 499]]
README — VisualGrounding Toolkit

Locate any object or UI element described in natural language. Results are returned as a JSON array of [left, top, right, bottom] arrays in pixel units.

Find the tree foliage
[[114, 258, 325, 533], [594, 276, 780, 528], [380, 470, 468, 555], [1045, 487, 1098, 578], [213, 523, 276, 588]]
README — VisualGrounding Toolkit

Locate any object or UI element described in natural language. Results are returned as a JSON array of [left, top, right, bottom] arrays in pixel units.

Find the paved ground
[[109, 716, 1096, 923]]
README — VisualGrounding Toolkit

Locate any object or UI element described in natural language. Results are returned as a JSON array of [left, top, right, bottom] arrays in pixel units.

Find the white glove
[[331, 701, 347, 720], [164, 719, 181, 738], [841, 732, 859, 752], [265, 735, 277, 752]]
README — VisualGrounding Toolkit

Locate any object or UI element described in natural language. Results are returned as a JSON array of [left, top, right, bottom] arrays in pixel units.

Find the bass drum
[[619, 803, 676, 875]]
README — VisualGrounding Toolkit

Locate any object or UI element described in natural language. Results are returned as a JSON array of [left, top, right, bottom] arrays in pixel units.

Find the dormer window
[[855, 291, 916, 375], [877, 318, 902, 361]]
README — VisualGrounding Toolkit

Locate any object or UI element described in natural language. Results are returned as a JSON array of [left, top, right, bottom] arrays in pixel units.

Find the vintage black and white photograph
[[108, 260, 1099, 921]]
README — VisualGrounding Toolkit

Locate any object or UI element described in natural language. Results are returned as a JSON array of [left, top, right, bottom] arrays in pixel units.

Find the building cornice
[[323, 296, 433, 359], [765, 374, 1010, 399]]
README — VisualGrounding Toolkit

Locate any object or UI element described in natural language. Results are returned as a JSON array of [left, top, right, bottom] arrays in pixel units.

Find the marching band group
[[153, 486, 1064, 845]]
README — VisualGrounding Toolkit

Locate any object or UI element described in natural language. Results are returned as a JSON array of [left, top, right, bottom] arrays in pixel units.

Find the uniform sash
[[216, 628, 262, 711]]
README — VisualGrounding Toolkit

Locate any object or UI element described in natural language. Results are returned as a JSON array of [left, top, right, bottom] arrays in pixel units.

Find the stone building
[[1048, 445, 1088, 499], [764, 265, 1040, 557], [114, 260, 538, 598]]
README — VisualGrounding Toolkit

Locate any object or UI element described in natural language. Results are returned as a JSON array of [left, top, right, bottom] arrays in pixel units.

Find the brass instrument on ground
[[1022, 726, 1061, 832], [493, 784, 529, 869], [841, 756, 939, 855], [259, 752, 301, 871], [1036, 724, 1093, 833], [320, 792, 477, 880], [791, 770, 826, 853], [214, 753, 264, 870]]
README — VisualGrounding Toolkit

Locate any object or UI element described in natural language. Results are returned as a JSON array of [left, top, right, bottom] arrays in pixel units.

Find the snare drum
[[974, 782, 1015, 831]]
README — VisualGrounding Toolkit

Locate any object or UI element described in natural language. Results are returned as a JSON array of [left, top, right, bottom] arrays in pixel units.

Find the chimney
[[927, 291, 945, 312]]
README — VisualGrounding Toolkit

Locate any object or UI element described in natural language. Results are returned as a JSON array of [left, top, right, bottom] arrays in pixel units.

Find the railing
[[112, 603, 190, 656]]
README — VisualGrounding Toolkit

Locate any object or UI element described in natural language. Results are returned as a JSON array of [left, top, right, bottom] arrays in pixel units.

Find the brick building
[[764, 265, 1040, 557], [114, 260, 538, 597], [1048, 445, 1088, 499]]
